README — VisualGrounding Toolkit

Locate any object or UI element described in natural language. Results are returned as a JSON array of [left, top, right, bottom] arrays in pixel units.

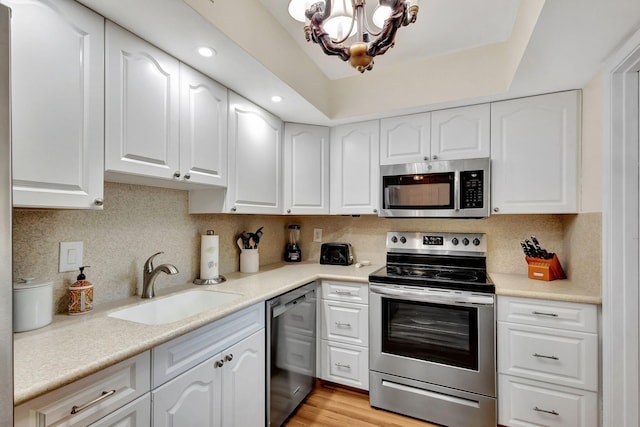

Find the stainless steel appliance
[[266, 282, 317, 426], [369, 232, 496, 427], [379, 157, 490, 218], [0, 4, 12, 425]]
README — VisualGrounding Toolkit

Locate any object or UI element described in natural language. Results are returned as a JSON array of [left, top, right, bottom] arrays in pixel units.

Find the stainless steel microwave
[[379, 158, 490, 218]]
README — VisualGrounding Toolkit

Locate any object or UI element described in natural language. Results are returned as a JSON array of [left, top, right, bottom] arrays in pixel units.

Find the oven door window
[[382, 298, 478, 370], [382, 172, 454, 209]]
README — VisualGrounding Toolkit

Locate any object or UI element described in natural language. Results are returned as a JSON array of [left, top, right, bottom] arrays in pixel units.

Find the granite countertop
[[13, 262, 379, 406], [491, 272, 602, 305], [14, 262, 601, 406]]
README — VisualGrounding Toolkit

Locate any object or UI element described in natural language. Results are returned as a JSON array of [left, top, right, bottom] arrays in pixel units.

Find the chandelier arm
[[367, 0, 406, 57], [305, 0, 351, 61]]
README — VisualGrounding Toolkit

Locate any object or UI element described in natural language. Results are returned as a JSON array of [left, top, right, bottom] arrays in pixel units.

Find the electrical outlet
[[59, 241, 83, 272], [313, 228, 322, 242]]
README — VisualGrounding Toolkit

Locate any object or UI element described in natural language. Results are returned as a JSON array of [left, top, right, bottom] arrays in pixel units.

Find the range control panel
[[386, 231, 487, 255]]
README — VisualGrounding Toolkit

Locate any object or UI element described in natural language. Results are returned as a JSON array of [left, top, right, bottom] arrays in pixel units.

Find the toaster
[[320, 243, 354, 266]]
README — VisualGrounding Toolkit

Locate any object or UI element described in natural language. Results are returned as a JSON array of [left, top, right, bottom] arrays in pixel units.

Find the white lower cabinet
[[318, 280, 369, 390], [497, 296, 599, 427], [14, 351, 151, 427], [152, 329, 265, 427], [151, 302, 265, 427]]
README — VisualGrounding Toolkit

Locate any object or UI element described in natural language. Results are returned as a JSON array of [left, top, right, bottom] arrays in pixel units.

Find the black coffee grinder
[[284, 224, 301, 262]]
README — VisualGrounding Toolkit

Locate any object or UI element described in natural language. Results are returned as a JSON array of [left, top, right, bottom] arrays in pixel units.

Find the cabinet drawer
[[498, 296, 598, 333], [498, 374, 597, 427], [322, 280, 368, 304], [498, 323, 598, 391], [322, 300, 368, 346], [15, 351, 150, 427], [152, 302, 264, 387], [320, 340, 369, 390]]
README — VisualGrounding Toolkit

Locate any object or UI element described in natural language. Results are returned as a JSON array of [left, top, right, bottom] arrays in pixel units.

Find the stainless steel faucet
[[142, 252, 178, 299]]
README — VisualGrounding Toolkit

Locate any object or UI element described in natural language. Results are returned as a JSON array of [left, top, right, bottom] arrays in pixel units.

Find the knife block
[[526, 254, 566, 281]]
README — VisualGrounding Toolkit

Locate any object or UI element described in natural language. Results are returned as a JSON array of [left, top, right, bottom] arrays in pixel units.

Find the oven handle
[[369, 284, 494, 306]]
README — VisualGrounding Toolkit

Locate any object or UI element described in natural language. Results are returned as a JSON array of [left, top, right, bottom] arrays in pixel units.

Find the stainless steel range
[[369, 232, 496, 427]]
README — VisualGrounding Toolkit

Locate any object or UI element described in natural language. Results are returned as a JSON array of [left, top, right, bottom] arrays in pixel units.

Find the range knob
[[451, 238, 459, 246], [473, 238, 481, 246], [399, 236, 407, 244], [391, 236, 398, 243], [462, 238, 470, 246]]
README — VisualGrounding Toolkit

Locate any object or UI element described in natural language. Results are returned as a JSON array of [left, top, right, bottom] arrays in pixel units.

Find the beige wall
[[13, 183, 601, 314], [581, 72, 603, 212]]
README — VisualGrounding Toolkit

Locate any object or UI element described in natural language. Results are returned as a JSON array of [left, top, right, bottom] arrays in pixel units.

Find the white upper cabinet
[[431, 104, 490, 160], [283, 123, 330, 215], [491, 91, 580, 214], [7, 0, 105, 209], [105, 21, 181, 182], [179, 63, 228, 187], [330, 121, 380, 215], [227, 92, 283, 214], [380, 112, 430, 165]]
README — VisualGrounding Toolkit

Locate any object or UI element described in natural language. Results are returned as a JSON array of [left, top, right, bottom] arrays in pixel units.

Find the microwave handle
[[454, 170, 460, 212]]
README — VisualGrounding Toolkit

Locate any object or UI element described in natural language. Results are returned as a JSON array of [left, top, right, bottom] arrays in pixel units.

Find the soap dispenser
[[68, 266, 93, 315]]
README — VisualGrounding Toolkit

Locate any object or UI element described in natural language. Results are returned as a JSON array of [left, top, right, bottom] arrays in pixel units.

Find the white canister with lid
[[12, 278, 53, 332]]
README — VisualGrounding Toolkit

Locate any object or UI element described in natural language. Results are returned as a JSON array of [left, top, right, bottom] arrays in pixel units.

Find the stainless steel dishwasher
[[266, 281, 317, 427]]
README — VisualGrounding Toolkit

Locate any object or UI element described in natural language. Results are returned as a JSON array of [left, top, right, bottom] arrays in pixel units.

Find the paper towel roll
[[200, 232, 219, 280]]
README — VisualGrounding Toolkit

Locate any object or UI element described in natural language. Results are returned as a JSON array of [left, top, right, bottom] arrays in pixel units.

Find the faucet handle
[[145, 252, 164, 272]]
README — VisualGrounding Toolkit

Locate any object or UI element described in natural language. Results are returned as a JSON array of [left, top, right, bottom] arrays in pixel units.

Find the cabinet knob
[[225, 354, 234, 362], [423, 156, 429, 161], [432, 155, 438, 160], [231, 207, 237, 212], [287, 209, 291, 213], [373, 208, 378, 213], [173, 171, 181, 179], [215, 360, 224, 368], [184, 174, 191, 180], [93, 198, 104, 207], [493, 207, 499, 212]]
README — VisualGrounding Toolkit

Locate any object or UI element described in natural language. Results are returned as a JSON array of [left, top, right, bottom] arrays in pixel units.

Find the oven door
[[369, 283, 495, 397]]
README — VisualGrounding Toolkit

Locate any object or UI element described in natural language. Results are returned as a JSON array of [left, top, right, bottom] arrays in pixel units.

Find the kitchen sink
[[108, 290, 242, 325]]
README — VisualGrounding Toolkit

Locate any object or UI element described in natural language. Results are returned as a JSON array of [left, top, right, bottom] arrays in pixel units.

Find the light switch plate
[[313, 228, 322, 242], [59, 241, 83, 273]]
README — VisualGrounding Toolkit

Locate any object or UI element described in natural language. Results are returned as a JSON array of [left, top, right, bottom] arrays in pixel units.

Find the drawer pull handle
[[70, 389, 117, 415], [533, 353, 559, 360], [534, 406, 559, 416], [335, 322, 352, 328], [335, 363, 351, 369], [335, 290, 353, 296], [532, 311, 559, 317]]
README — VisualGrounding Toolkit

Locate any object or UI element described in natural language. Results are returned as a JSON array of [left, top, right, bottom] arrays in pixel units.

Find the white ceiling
[[78, 0, 640, 126], [258, 0, 521, 80]]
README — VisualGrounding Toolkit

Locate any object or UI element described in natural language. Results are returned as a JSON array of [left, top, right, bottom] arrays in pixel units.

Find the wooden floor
[[283, 381, 438, 427]]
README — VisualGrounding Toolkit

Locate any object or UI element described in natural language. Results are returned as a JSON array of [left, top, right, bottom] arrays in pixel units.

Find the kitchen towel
[[200, 231, 219, 280]]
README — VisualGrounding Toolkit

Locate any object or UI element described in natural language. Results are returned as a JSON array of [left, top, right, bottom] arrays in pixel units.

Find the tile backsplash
[[12, 182, 601, 313]]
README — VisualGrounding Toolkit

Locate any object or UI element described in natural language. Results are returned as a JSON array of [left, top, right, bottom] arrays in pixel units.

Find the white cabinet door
[[491, 91, 580, 214], [105, 21, 180, 181], [330, 121, 380, 215], [179, 64, 228, 187], [221, 329, 266, 427], [6, 0, 104, 209], [379, 112, 430, 164], [431, 104, 490, 160], [283, 123, 330, 214], [227, 92, 282, 214], [152, 356, 222, 427]]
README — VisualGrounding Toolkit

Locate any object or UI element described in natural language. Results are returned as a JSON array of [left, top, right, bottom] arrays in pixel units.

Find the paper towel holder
[[194, 229, 226, 285]]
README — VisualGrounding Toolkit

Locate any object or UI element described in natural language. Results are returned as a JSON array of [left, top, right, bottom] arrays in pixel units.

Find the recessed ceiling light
[[271, 95, 283, 103], [197, 46, 216, 58]]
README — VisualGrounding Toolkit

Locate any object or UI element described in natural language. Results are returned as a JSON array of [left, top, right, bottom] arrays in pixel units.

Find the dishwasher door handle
[[271, 291, 313, 318]]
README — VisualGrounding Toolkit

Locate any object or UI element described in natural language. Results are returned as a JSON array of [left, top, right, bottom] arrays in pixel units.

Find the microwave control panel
[[460, 170, 484, 209]]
